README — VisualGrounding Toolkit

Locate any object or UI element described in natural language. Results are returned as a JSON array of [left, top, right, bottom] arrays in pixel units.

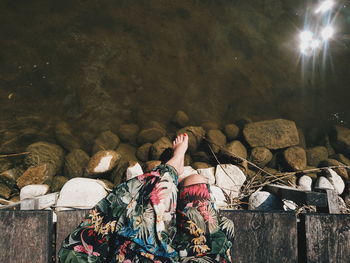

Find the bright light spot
[[300, 42, 310, 55], [300, 31, 313, 42], [311, 39, 321, 49], [315, 0, 335, 14], [321, 26, 334, 40]]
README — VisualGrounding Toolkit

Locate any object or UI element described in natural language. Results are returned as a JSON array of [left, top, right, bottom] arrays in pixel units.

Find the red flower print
[[73, 245, 100, 256], [180, 184, 210, 199], [150, 184, 162, 205]]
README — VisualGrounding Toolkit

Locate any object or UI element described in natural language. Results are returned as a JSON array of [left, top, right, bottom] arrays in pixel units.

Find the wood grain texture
[[55, 209, 90, 262], [220, 210, 298, 263], [305, 214, 350, 263], [0, 210, 52, 263]]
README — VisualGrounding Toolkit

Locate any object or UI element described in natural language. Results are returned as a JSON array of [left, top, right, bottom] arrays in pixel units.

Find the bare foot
[[166, 133, 188, 176]]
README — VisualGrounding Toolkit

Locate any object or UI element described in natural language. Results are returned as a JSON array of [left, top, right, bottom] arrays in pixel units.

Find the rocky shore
[[1, 110, 350, 212]]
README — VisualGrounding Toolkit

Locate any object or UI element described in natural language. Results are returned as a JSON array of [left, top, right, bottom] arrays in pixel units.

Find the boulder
[[306, 146, 328, 166], [221, 140, 247, 160], [325, 169, 345, 195], [315, 176, 334, 190], [329, 125, 350, 157], [192, 151, 211, 163], [86, 150, 121, 176], [0, 183, 11, 199], [332, 153, 350, 166], [92, 130, 120, 154], [137, 127, 166, 145], [112, 144, 137, 184], [250, 147, 273, 167], [197, 167, 215, 185], [126, 161, 143, 181], [118, 124, 139, 142], [248, 191, 283, 211], [56, 178, 108, 211], [17, 164, 55, 189], [215, 164, 246, 198], [243, 119, 299, 150], [25, 141, 64, 175], [298, 175, 312, 191], [201, 121, 221, 131], [0, 168, 23, 188], [283, 200, 298, 211], [145, 160, 161, 171], [54, 121, 81, 151], [283, 146, 307, 171], [136, 143, 152, 162], [209, 185, 227, 208], [297, 128, 307, 149], [51, 176, 69, 192], [20, 184, 49, 200], [0, 159, 11, 173], [64, 149, 90, 178], [224, 124, 240, 140], [207, 129, 227, 153], [172, 110, 189, 127], [150, 137, 172, 160], [319, 159, 348, 180], [177, 126, 205, 154], [193, 162, 211, 169]]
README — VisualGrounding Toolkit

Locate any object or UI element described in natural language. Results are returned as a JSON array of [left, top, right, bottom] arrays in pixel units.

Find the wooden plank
[[220, 210, 298, 263], [0, 210, 52, 263], [304, 214, 350, 263], [265, 184, 328, 207], [55, 209, 90, 262], [325, 190, 340, 214]]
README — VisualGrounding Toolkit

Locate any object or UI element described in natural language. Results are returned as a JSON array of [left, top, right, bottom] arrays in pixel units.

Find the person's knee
[[182, 173, 207, 186]]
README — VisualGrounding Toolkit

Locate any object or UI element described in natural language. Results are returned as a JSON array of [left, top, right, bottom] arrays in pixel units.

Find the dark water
[[1, 0, 350, 152]]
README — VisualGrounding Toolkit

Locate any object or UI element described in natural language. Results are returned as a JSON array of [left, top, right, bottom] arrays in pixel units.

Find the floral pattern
[[58, 164, 233, 263]]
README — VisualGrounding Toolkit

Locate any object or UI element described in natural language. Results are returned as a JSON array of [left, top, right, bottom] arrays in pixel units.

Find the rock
[[209, 185, 227, 208], [54, 121, 81, 151], [9, 195, 20, 203], [172, 110, 189, 127], [325, 169, 345, 195], [283, 146, 307, 171], [215, 164, 246, 198], [0, 168, 23, 188], [243, 119, 299, 150], [150, 137, 172, 160], [207, 129, 226, 153], [0, 183, 11, 199], [0, 159, 11, 173], [306, 146, 328, 166], [145, 160, 161, 171], [325, 135, 336, 156], [315, 176, 334, 190], [144, 121, 166, 130], [64, 149, 90, 178], [201, 121, 221, 131], [136, 143, 152, 162], [192, 151, 211, 163], [178, 166, 198, 182], [221, 140, 247, 159], [197, 167, 215, 185], [297, 128, 307, 149], [17, 164, 55, 189], [112, 144, 137, 184], [306, 172, 318, 181], [86, 150, 121, 176], [298, 175, 312, 191], [184, 154, 192, 166], [126, 161, 143, 181], [329, 125, 350, 157], [177, 126, 206, 154], [283, 200, 298, 211], [250, 147, 273, 167], [332, 153, 350, 166], [319, 159, 348, 180], [51, 176, 69, 192], [224, 124, 240, 140], [118, 124, 140, 142], [25, 141, 64, 175], [248, 191, 283, 211], [20, 184, 49, 200], [56, 178, 108, 211], [137, 127, 166, 144], [193, 162, 211, 169], [92, 130, 120, 154]]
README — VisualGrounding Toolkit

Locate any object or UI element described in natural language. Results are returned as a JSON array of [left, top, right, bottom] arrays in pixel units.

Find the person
[[59, 133, 234, 263]]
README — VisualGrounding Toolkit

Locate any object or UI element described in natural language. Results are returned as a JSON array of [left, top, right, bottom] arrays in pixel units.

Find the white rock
[[215, 164, 246, 198], [197, 167, 215, 185], [56, 178, 108, 211], [179, 166, 198, 182], [248, 191, 283, 210], [94, 155, 114, 173], [209, 185, 227, 208], [20, 184, 50, 200], [283, 199, 298, 211], [298, 175, 312, 191], [326, 169, 345, 195], [126, 162, 144, 181], [315, 176, 334, 190]]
